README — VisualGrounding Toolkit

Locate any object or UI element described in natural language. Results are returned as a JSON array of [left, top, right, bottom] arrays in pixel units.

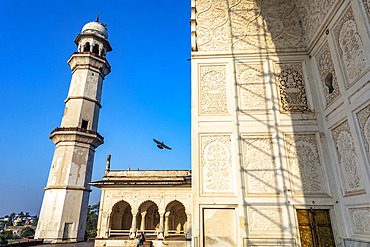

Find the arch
[[109, 200, 132, 230], [83, 42, 91, 52], [165, 200, 187, 233], [137, 200, 160, 231], [92, 44, 100, 55]]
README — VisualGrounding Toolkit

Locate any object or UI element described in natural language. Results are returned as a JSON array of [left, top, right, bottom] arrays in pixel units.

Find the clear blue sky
[[0, 0, 191, 216]]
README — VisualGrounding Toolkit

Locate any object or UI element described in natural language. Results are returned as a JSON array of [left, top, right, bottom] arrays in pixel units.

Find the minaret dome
[[82, 22, 108, 39], [75, 19, 112, 58]]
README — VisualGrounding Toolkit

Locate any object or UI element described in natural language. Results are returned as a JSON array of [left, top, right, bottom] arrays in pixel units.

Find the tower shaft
[[35, 21, 111, 243]]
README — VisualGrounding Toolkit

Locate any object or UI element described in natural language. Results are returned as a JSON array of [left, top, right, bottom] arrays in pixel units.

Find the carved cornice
[[89, 179, 191, 188], [49, 127, 104, 148], [44, 185, 92, 192], [64, 96, 102, 109], [67, 53, 111, 77]]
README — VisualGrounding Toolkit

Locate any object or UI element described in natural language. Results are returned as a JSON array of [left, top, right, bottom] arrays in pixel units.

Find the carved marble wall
[[199, 65, 229, 115], [201, 135, 233, 193], [195, 0, 305, 52], [294, 0, 336, 42], [285, 134, 326, 196], [356, 104, 370, 162], [242, 135, 280, 195], [315, 42, 341, 107], [348, 207, 370, 236], [237, 64, 267, 111], [331, 121, 363, 194], [248, 207, 283, 233], [274, 63, 310, 112], [333, 7, 367, 85]]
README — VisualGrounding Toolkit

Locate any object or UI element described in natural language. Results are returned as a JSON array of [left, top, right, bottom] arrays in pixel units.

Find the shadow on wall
[[195, 0, 337, 245]]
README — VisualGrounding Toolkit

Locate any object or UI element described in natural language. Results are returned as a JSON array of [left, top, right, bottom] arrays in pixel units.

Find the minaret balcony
[[73, 51, 107, 61], [68, 52, 111, 77], [49, 127, 104, 148]]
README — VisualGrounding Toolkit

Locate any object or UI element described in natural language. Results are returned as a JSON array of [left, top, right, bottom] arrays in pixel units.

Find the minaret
[[35, 18, 112, 243]]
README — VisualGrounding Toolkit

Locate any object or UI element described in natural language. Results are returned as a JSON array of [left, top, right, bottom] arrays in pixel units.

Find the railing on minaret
[[35, 18, 112, 243]]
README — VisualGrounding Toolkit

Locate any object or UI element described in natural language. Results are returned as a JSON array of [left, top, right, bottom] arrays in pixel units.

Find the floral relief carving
[[285, 134, 326, 195], [237, 64, 267, 111], [249, 207, 283, 231], [332, 121, 362, 192], [201, 135, 233, 193], [195, 0, 305, 52], [242, 135, 280, 194], [356, 104, 370, 162], [275, 63, 309, 112], [348, 207, 370, 235], [315, 42, 341, 107], [199, 65, 229, 115], [295, 0, 336, 42], [334, 8, 367, 84]]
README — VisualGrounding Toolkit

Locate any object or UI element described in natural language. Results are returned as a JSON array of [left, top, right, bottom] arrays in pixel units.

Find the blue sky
[[0, 0, 191, 216]]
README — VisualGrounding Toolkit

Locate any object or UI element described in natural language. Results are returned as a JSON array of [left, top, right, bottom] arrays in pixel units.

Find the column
[[129, 213, 137, 239], [157, 211, 165, 239], [140, 212, 147, 231], [186, 213, 191, 239], [105, 213, 110, 238], [164, 212, 170, 237]]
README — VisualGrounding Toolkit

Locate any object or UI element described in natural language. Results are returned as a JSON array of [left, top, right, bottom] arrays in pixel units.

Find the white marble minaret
[[35, 18, 112, 243]]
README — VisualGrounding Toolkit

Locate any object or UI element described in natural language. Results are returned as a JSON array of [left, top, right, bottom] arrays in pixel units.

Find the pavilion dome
[[81, 21, 108, 39]]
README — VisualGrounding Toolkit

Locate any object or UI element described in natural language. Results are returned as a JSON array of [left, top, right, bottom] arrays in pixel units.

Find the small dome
[[81, 22, 108, 39]]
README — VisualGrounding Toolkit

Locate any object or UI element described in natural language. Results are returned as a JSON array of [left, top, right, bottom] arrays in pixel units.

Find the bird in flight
[[153, 139, 172, 150]]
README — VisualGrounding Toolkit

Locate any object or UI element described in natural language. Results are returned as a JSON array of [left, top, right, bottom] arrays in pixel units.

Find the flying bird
[[153, 139, 172, 150]]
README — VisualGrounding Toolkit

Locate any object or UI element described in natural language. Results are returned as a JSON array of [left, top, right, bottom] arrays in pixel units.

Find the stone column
[[186, 213, 192, 239], [130, 213, 137, 239], [105, 213, 110, 238], [164, 212, 170, 237], [140, 212, 147, 231], [157, 212, 165, 239]]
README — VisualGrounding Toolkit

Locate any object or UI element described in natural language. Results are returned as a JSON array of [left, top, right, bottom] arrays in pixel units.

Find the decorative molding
[[199, 65, 229, 115], [237, 64, 267, 111], [285, 134, 326, 196], [274, 63, 310, 112], [242, 135, 280, 194], [348, 207, 370, 236], [333, 7, 367, 85], [356, 104, 370, 162], [331, 121, 363, 193], [248, 207, 283, 232], [201, 135, 233, 193]]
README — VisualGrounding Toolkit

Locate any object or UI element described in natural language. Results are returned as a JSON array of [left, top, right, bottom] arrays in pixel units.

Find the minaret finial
[[96, 13, 99, 22], [105, 154, 111, 172]]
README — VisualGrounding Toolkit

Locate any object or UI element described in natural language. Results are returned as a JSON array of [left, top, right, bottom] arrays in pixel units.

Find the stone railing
[[50, 127, 103, 140], [73, 51, 106, 60]]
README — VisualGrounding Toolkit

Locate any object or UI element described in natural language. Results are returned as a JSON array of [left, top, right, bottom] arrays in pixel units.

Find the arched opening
[[165, 200, 187, 235], [110, 200, 132, 231], [137, 200, 160, 233], [83, 42, 90, 52], [325, 72, 334, 94], [92, 44, 99, 55]]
